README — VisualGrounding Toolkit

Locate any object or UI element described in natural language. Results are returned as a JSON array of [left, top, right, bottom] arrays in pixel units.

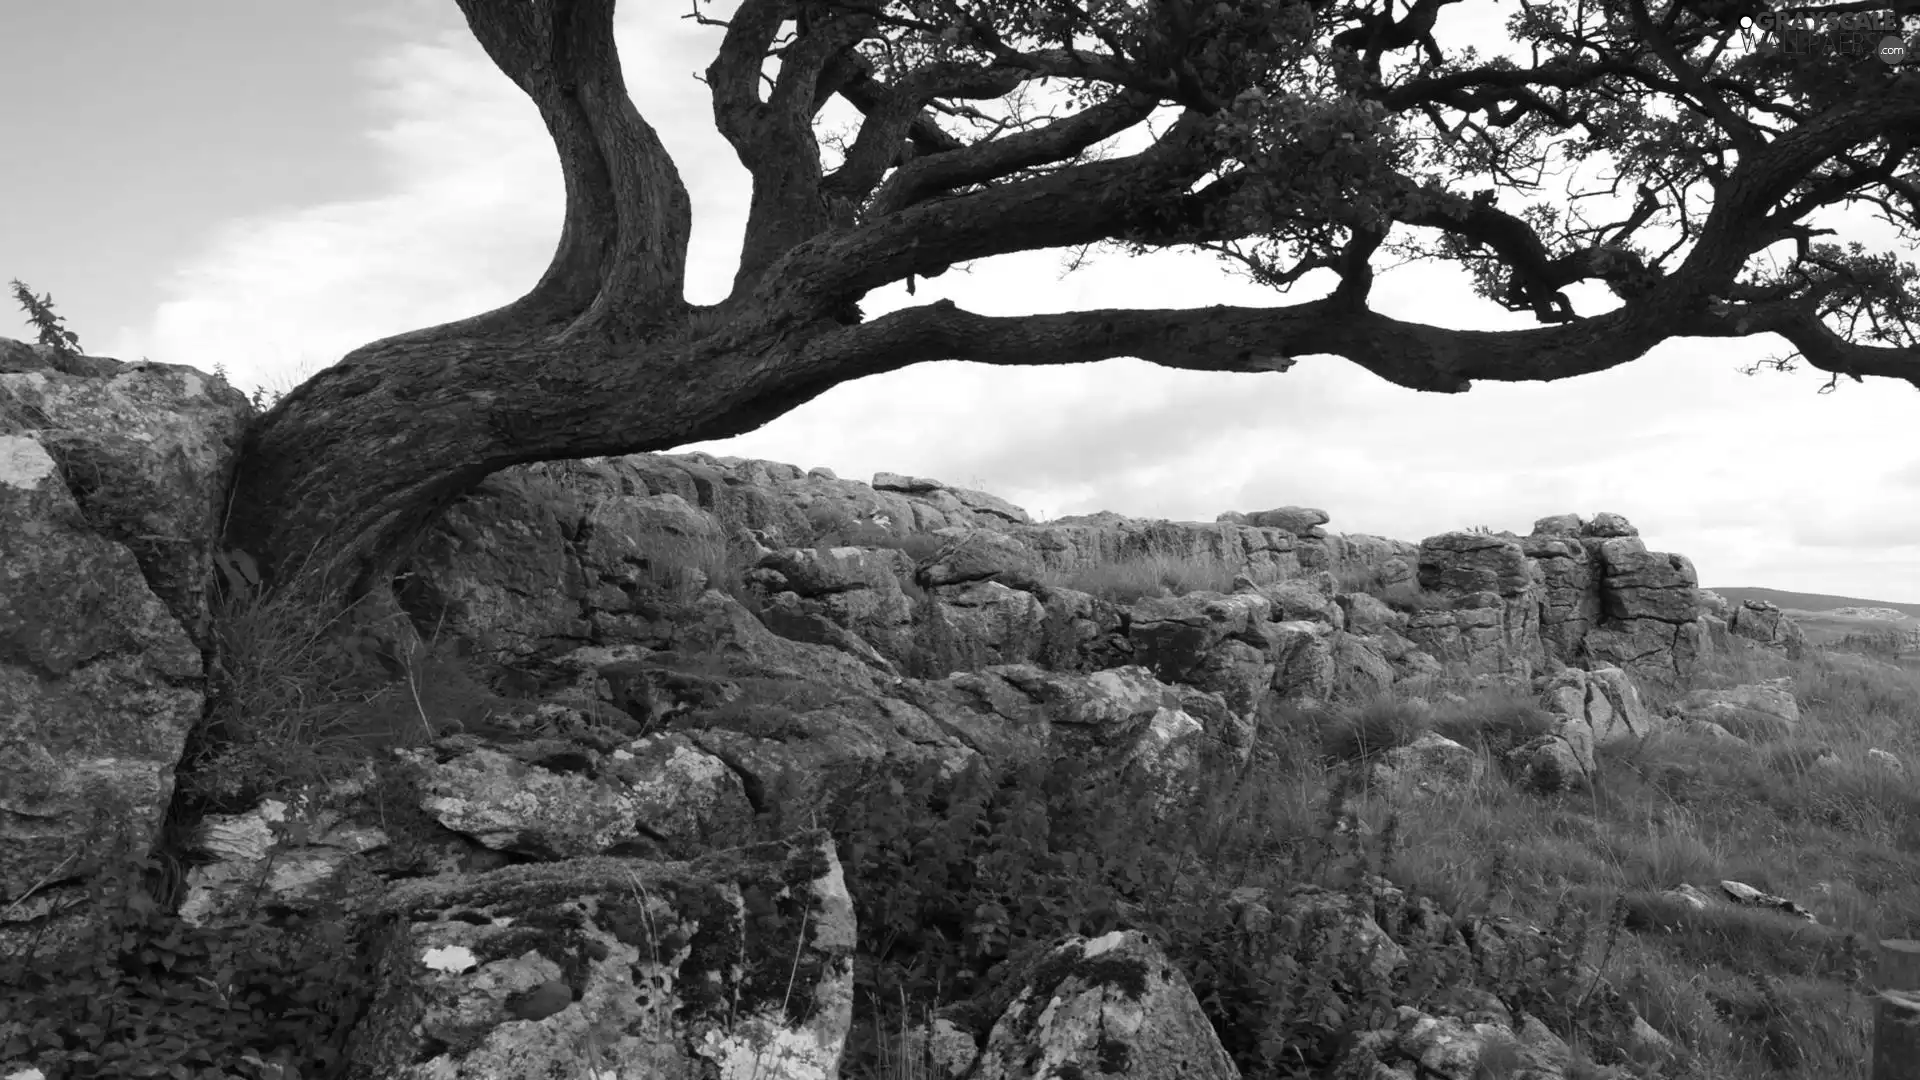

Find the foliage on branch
[[662, 0, 1920, 386]]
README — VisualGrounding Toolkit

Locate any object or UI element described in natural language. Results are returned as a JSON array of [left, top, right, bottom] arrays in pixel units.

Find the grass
[[15, 458, 1919, 1080]]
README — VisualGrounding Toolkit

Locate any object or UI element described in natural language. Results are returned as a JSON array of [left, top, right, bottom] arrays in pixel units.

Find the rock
[[961, 930, 1238, 1080], [1256, 575, 1343, 627], [1403, 591, 1538, 680], [1719, 879, 1818, 922], [1727, 599, 1808, 658], [1521, 534, 1600, 661], [918, 529, 1044, 590], [1418, 531, 1535, 596], [1031, 586, 1133, 672], [1663, 883, 1716, 910], [871, 472, 1032, 525], [1340, 592, 1408, 636], [612, 734, 757, 856], [345, 831, 857, 1077], [1508, 727, 1594, 794], [873, 470, 942, 493], [1867, 748, 1908, 777], [1270, 620, 1335, 703], [1507, 666, 1661, 793], [748, 545, 917, 667], [1332, 633, 1399, 699], [1242, 505, 1330, 535], [2, 353, 248, 909], [178, 781, 391, 929], [1129, 591, 1280, 720], [1668, 679, 1799, 741], [1408, 534, 1543, 681], [1014, 516, 1302, 581], [398, 741, 646, 860], [1585, 512, 1639, 538], [1568, 536, 1703, 684], [1530, 513, 1585, 537], [1539, 666, 1657, 743], [897, 1018, 981, 1079], [1592, 538, 1698, 624], [3, 377, 1772, 1080], [913, 580, 1049, 675], [1366, 731, 1483, 800], [1316, 532, 1419, 588]]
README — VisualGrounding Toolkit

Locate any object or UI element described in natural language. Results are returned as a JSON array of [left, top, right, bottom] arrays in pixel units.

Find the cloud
[[105, 6, 748, 387]]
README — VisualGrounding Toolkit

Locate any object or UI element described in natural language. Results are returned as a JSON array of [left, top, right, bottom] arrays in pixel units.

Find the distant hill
[[1709, 587, 1920, 620]]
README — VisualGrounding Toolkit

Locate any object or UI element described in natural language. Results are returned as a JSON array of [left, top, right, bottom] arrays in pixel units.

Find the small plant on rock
[[9, 278, 82, 357]]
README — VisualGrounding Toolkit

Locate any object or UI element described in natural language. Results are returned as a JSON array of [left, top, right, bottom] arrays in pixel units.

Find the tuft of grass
[[1040, 540, 1286, 604], [1315, 697, 1428, 765]]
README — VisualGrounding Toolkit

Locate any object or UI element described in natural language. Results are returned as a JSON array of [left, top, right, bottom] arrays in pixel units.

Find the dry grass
[[1038, 540, 1290, 603]]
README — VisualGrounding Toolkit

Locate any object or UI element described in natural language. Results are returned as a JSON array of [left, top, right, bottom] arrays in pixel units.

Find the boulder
[[344, 831, 857, 1078], [1031, 586, 1133, 672], [1668, 679, 1799, 741], [1332, 632, 1399, 699], [913, 581, 1050, 675], [1510, 666, 1658, 793], [1592, 539, 1698, 623], [1366, 731, 1484, 800], [747, 545, 917, 666], [1586, 512, 1639, 538], [2, 353, 249, 909], [918, 529, 1045, 590], [1340, 592, 1408, 637], [1241, 505, 1330, 535], [1409, 534, 1543, 680], [959, 930, 1239, 1080], [1269, 620, 1335, 703], [1727, 599, 1808, 658], [1129, 591, 1280, 719], [1418, 531, 1536, 596]]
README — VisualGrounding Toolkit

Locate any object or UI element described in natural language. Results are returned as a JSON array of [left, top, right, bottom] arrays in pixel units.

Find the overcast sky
[[4, 1, 1916, 602]]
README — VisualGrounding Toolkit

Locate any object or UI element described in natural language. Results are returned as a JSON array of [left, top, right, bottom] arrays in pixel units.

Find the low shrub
[[815, 743, 1640, 1079], [0, 842, 377, 1080]]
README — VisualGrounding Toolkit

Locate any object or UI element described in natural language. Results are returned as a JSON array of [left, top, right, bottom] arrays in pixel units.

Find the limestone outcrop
[[1, 344, 250, 915], [4, 341, 1819, 1080]]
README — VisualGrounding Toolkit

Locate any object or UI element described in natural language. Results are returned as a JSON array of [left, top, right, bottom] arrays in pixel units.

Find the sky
[[2, 1, 1916, 603]]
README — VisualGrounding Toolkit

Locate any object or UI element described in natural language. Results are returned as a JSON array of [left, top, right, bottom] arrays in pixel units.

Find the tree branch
[[708, 0, 869, 295], [448, 0, 691, 336], [1691, 302, 1920, 385], [866, 89, 1161, 215], [785, 291, 1679, 398], [823, 61, 1034, 210], [747, 111, 1221, 319]]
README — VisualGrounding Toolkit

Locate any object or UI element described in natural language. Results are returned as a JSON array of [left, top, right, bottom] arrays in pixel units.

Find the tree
[[224, 0, 1920, 609]]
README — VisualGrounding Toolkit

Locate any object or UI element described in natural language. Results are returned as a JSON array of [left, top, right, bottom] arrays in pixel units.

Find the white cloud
[[105, 4, 1920, 602]]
